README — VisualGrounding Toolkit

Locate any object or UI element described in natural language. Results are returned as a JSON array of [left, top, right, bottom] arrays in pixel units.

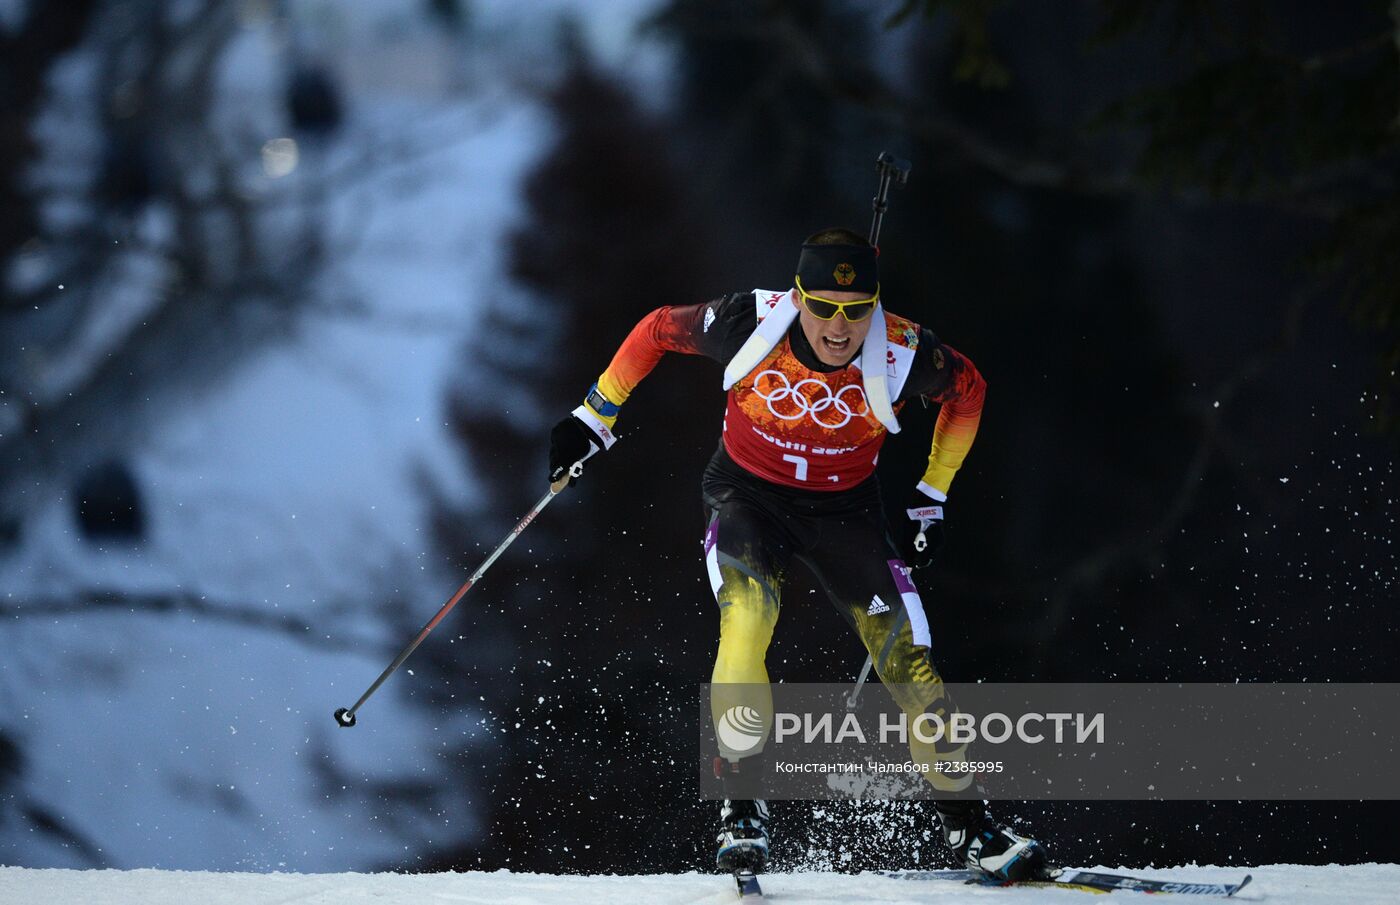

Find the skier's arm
[[900, 333, 987, 500], [921, 346, 985, 499], [571, 294, 752, 439]]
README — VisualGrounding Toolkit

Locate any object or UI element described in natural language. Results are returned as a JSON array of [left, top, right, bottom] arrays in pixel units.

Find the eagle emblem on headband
[[834, 263, 856, 286]]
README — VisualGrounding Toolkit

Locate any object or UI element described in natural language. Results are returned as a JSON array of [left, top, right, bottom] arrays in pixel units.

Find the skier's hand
[[548, 416, 601, 487], [903, 492, 945, 571]]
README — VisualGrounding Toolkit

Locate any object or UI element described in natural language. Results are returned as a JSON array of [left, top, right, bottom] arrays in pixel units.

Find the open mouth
[[821, 336, 851, 354]]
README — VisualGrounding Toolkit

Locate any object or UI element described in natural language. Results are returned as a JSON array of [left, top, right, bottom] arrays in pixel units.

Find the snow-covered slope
[[2, 864, 1396, 904]]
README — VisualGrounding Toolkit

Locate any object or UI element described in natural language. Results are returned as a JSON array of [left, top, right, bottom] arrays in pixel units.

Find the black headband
[[796, 243, 879, 295]]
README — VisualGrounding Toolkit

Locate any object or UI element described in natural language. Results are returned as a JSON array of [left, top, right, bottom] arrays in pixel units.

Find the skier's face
[[795, 290, 875, 367]]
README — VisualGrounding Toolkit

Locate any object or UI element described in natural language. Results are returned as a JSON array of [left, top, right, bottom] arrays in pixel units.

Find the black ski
[[733, 868, 764, 900], [879, 868, 1253, 897]]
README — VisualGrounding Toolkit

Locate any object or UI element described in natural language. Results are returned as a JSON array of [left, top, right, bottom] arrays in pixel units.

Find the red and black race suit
[[593, 291, 983, 492]]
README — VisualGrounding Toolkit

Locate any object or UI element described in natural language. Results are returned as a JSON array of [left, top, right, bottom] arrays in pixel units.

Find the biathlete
[[548, 227, 1049, 881]]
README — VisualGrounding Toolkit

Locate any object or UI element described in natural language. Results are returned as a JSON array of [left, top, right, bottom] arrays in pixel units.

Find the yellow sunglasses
[[795, 276, 880, 322]]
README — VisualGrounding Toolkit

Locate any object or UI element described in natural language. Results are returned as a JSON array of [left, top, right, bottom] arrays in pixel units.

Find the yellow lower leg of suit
[[710, 565, 779, 761], [710, 559, 970, 793]]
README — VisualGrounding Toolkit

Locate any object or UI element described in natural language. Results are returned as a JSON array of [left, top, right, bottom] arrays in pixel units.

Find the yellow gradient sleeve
[[921, 346, 986, 497]]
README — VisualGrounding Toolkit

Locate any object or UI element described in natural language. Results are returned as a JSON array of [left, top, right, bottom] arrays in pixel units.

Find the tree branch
[[0, 1, 326, 521], [2, 589, 379, 652], [668, 7, 1385, 218]]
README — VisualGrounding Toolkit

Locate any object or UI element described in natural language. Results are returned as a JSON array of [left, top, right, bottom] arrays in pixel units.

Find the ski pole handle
[[550, 459, 586, 494], [550, 427, 606, 493]]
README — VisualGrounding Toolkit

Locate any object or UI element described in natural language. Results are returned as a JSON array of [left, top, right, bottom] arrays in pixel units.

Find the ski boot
[[716, 798, 770, 873], [936, 801, 1050, 882], [714, 757, 769, 873]]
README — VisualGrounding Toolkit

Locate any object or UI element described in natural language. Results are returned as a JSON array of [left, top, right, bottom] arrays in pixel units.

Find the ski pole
[[845, 654, 875, 712], [869, 151, 911, 247], [847, 151, 913, 710], [334, 460, 585, 728]]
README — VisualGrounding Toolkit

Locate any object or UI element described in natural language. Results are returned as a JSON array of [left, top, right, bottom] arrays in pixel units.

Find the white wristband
[[570, 404, 618, 451], [916, 481, 947, 502]]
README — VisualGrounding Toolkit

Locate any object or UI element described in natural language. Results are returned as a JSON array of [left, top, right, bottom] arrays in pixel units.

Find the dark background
[[2, 0, 1397, 877]]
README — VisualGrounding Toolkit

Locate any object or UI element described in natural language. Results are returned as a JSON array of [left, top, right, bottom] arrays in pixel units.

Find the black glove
[[903, 493, 946, 571], [548, 416, 600, 486]]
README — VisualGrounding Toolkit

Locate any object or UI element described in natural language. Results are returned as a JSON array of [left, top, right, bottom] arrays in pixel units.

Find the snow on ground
[[1, 864, 1396, 904], [2, 609, 489, 872]]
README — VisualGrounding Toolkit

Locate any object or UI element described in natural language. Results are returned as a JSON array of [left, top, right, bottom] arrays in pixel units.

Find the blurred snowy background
[[0, 0, 672, 872], [1, 0, 1397, 877]]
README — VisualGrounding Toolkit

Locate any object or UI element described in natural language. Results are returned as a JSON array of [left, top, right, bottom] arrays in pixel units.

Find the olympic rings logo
[[752, 369, 869, 429]]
